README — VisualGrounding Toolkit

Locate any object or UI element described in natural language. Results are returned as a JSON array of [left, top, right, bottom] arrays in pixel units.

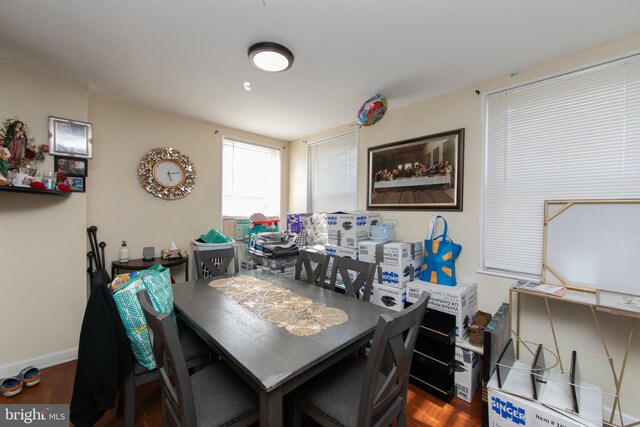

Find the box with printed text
[[487, 374, 600, 427], [327, 212, 380, 249], [325, 244, 359, 283], [369, 283, 406, 312], [454, 346, 481, 403], [359, 240, 423, 288], [406, 279, 477, 342]]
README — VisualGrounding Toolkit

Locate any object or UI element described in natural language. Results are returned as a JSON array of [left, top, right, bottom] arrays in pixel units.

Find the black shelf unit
[[0, 186, 70, 196], [407, 302, 457, 402]]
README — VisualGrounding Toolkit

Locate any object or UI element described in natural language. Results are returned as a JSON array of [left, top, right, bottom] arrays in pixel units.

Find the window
[[308, 131, 358, 212], [483, 54, 640, 278], [222, 138, 281, 217]]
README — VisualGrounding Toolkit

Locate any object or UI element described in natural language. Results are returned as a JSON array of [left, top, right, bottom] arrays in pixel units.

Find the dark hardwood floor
[[0, 360, 482, 426]]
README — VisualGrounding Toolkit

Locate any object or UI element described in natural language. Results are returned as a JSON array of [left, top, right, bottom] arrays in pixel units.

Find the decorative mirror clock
[[138, 147, 196, 200]]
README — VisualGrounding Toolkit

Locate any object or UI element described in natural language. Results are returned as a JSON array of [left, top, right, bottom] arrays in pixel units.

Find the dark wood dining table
[[172, 269, 393, 427]]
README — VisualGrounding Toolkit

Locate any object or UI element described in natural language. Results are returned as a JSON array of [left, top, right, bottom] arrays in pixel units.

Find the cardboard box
[[359, 240, 423, 288], [373, 261, 415, 288], [455, 346, 481, 403], [487, 374, 600, 427], [286, 212, 311, 233], [327, 212, 380, 249], [222, 217, 250, 241], [325, 244, 359, 283], [369, 283, 406, 312], [406, 279, 478, 342]]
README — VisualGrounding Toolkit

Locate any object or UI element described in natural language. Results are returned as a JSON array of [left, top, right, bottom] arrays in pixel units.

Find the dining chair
[[193, 247, 237, 278], [137, 290, 259, 427], [328, 256, 376, 302], [293, 292, 430, 427], [119, 317, 213, 427], [294, 249, 330, 287]]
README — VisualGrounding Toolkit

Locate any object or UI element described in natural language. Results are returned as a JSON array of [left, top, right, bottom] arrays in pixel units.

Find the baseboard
[[0, 348, 77, 377]]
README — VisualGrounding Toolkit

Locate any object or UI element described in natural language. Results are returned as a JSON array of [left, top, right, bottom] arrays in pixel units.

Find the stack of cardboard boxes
[[407, 279, 481, 403], [325, 212, 380, 287], [358, 240, 424, 311]]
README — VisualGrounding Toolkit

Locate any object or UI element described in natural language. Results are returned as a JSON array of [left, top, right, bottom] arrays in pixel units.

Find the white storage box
[[406, 279, 478, 342], [487, 373, 601, 427], [359, 240, 422, 288], [455, 346, 481, 403], [327, 212, 380, 249], [325, 244, 359, 283], [369, 283, 406, 312], [373, 261, 414, 288]]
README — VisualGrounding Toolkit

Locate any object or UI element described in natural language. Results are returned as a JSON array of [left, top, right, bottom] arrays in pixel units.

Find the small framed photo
[[49, 116, 93, 158], [65, 176, 86, 193], [54, 156, 87, 177]]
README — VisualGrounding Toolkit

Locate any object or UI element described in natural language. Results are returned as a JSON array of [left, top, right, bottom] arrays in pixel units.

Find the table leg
[[260, 387, 283, 427]]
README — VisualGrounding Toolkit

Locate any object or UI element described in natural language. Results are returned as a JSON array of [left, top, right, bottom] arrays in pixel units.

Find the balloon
[[357, 95, 388, 126]]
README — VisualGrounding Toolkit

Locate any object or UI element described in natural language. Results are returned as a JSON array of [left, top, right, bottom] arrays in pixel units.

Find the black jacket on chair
[[70, 269, 134, 426]]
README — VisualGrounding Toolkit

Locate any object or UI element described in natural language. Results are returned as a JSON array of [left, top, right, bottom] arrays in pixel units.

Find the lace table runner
[[209, 276, 348, 336]]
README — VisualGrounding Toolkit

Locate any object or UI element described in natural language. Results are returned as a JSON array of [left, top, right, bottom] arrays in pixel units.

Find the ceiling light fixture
[[243, 81, 252, 91], [248, 42, 294, 73]]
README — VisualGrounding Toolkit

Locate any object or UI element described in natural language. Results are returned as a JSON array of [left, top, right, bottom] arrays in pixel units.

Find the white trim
[[476, 268, 540, 283], [307, 129, 357, 147], [0, 348, 78, 378]]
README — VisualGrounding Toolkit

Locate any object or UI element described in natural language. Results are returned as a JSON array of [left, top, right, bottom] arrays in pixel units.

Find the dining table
[[172, 269, 393, 427]]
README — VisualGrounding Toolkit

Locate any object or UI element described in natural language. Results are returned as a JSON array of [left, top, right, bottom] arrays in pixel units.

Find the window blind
[[308, 131, 358, 212], [222, 138, 281, 217], [483, 54, 640, 277]]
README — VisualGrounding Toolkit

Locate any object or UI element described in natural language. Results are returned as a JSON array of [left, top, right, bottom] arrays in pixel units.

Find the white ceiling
[[1, 1, 639, 141]]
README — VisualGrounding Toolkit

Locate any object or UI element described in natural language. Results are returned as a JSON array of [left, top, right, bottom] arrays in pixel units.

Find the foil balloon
[[357, 95, 388, 126]]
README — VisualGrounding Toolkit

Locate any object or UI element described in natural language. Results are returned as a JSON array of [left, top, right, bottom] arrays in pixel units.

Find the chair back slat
[[138, 290, 198, 427], [358, 292, 430, 427], [294, 250, 330, 287], [194, 248, 235, 279], [329, 257, 375, 301]]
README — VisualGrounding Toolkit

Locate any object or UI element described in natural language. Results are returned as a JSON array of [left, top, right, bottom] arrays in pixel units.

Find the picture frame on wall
[[49, 116, 93, 158], [367, 128, 464, 210], [66, 176, 86, 193], [54, 156, 87, 177]]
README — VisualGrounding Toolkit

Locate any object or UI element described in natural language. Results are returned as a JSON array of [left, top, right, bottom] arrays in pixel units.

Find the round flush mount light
[[248, 42, 294, 72]]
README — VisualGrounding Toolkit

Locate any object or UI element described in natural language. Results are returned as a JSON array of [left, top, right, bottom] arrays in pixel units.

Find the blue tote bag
[[419, 215, 462, 286]]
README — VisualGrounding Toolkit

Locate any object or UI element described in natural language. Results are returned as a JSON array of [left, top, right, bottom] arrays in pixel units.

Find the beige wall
[[290, 32, 640, 420], [0, 65, 288, 374], [87, 96, 288, 278], [0, 61, 88, 369]]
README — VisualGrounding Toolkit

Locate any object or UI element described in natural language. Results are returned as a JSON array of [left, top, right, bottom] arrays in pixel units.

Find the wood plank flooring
[[0, 360, 482, 426]]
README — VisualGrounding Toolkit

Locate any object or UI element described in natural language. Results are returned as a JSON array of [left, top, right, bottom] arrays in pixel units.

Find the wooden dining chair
[[293, 292, 430, 427], [328, 257, 376, 302], [193, 247, 237, 278], [137, 290, 259, 427], [294, 250, 330, 288], [119, 317, 213, 427]]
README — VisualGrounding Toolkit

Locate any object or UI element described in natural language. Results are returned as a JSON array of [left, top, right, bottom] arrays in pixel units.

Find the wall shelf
[[0, 186, 71, 197]]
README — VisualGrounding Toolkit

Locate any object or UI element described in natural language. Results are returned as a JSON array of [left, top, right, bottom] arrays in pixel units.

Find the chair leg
[[292, 397, 302, 427], [123, 371, 136, 427], [397, 403, 407, 427]]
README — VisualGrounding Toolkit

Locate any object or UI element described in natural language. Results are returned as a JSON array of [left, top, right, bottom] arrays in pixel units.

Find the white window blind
[[483, 54, 640, 277], [222, 138, 281, 217], [308, 131, 358, 212]]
